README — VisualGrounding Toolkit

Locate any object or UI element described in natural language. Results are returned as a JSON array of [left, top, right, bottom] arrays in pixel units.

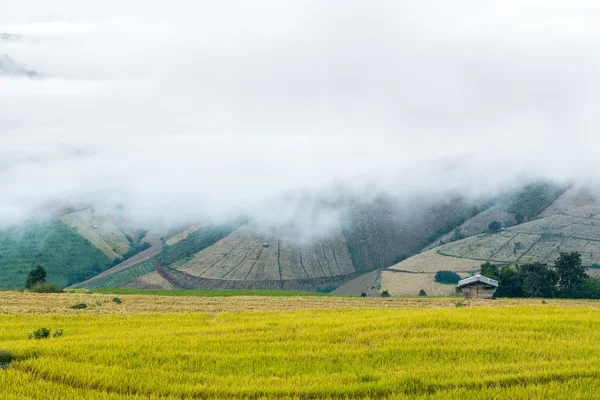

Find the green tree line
[[480, 251, 600, 298]]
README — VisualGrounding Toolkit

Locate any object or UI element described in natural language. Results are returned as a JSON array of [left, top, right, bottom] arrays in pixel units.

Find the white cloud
[[1, 1, 599, 232]]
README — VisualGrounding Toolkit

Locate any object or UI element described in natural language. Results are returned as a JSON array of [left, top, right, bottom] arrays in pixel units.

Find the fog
[[1, 1, 600, 235]]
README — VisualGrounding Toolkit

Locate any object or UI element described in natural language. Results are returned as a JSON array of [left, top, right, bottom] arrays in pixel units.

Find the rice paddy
[[1, 293, 600, 399]]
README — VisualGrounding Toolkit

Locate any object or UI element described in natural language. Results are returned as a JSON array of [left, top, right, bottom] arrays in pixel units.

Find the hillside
[[1, 181, 572, 292], [335, 185, 600, 297], [0, 219, 112, 287], [77, 196, 483, 291], [0, 209, 170, 288]]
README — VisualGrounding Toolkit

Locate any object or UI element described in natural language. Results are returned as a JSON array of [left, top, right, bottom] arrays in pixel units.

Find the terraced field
[[2, 293, 600, 399], [168, 222, 357, 290]]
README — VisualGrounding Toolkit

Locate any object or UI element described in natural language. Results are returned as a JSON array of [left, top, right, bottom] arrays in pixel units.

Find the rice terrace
[[1, 291, 600, 399]]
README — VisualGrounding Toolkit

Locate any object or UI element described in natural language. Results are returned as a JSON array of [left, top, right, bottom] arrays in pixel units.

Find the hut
[[457, 275, 498, 299]]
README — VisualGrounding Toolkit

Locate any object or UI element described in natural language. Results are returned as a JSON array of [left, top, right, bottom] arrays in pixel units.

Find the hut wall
[[461, 283, 496, 299]]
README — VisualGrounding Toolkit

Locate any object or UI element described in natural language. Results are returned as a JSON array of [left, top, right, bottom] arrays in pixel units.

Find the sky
[[1, 1, 600, 232]]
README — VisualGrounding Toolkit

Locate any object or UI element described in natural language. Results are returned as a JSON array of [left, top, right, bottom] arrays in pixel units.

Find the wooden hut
[[457, 275, 498, 299]]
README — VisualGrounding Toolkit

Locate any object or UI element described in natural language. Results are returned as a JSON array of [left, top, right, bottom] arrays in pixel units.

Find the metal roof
[[457, 274, 499, 288]]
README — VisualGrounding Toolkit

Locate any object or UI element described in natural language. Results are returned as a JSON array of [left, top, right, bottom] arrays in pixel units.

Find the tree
[[25, 265, 47, 289], [434, 270, 461, 284], [554, 252, 588, 294], [418, 289, 427, 296], [380, 290, 390, 298], [480, 262, 500, 280], [515, 213, 525, 224], [519, 262, 558, 298], [495, 265, 523, 297], [488, 221, 502, 233]]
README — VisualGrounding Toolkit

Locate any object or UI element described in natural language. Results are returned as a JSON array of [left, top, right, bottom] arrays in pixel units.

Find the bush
[[418, 289, 427, 296], [29, 281, 64, 293], [29, 328, 51, 340], [0, 350, 15, 364], [71, 303, 87, 309], [112, 297, 122, 304], [360, 292, 367, 297], [380, 290, 391, 298], [488, 221, 502, 233], [25, 265, 47, 289], [28, 328, 63, 340], [434, 270, 461, 284]]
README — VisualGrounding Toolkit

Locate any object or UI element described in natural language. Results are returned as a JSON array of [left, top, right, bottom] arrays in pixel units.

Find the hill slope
[[335, 186, 600, 297], [0, 219, 112, 287]]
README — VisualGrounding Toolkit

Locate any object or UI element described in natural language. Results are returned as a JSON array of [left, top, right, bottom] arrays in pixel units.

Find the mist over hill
[[3, 1, 600, 291]]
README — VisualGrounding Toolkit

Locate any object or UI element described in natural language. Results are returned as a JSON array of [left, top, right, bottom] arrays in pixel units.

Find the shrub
[[360, 292, 367, 297], [28, 328, 63, 340], [29, 281, 64, 293], [380, 290, 391, 298], [418, 289, 427, 296], [0, 350, 15, 364], [488, 221, 502, 233], [25, 265, 47, 289], [71, 303, 87, 309], [434, 270, 461, 284], [112, 297, 122, 304], [29, 328, 51, 340]]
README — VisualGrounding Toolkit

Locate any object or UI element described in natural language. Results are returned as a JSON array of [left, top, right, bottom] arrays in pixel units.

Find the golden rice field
[[2, 293, 600, 399]]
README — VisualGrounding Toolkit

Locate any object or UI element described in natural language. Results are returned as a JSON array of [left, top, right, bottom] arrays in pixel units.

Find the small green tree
[[25, 265, 47, 289], [488, 221, 502, 233], [434, 270, 461, 284], [554, 252, 588, 295], [380, 290, 391, 298], [515, 213, 524, 224], [418, 289, 427, 296]]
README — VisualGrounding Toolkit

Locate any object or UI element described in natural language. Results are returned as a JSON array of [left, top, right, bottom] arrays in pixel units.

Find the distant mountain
[[0, 54, 39, 77]]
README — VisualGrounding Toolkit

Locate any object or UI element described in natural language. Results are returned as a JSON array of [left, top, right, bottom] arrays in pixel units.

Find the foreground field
[[2, 294, 600, 399]]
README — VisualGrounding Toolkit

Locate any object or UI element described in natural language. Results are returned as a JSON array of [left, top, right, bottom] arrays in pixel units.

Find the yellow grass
[[2, 293, 600, 399]]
